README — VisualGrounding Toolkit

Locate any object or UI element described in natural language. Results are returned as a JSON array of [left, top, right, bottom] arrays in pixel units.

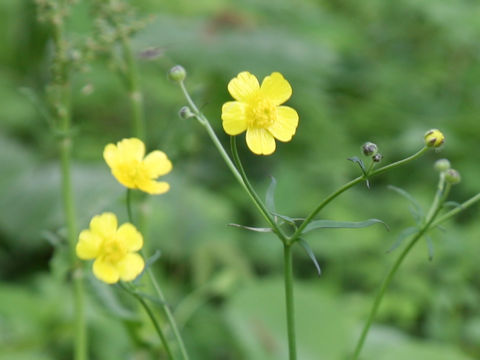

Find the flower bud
[[179, 106, 194, 120], [424, 129, 445, 148], [168, 65, 186, 82], [445, 169, 461, 185], [362, 142, 378, 156], [434, 159, 451, 172], [372, 153, 383, 163]]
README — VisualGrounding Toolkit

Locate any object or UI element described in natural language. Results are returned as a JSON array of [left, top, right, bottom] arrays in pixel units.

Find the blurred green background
[[1, 0, 480, 359]]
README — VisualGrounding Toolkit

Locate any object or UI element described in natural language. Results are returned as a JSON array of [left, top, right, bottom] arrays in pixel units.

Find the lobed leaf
[[388, 185, 424, 218]]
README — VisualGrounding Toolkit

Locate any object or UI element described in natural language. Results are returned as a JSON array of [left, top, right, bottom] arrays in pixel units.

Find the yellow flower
[[104, 138, 172, 194], [76, 212, 144, 284], [424, 129, 445, 148], [221, 71, 299, 155]]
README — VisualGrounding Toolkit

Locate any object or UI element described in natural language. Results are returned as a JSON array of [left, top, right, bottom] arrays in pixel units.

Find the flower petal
[[103, 143, 119, 169], [268, 106, 299, 142], [76, 230, 102, 259], [117, 138, 145, 162], [246, 128, 276, 155], [118, 253, 145, 282], [228, 72, 260, 101], [93, 259, 120, 284], [138, 180, 170, 195], [260, 72, 292, 106], [90, 212, 118, 239], [221, 101, 248, 135], [116, 223, 143, 252], [142, 151, 172, 178]]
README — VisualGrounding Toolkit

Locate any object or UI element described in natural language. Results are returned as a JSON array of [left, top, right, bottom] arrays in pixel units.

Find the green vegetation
[[1, 0, 479, 359]]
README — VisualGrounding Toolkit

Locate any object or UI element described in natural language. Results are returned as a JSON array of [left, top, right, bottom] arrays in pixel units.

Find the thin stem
[[178, 81, 285, 240], [292, 146, 429, 241], [125, 192, 190, 360], [51, 3, 87, 358], [432, 192, 480, 227], [352, 177, 450, 360], [283, 243, 296, 360], [121, 284, 174, 359], [230, 136, 286, 241]]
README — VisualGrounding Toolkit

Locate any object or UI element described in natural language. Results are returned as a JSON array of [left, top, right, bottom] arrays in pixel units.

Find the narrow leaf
[[265, 176, 277, 212], [388, 185, 423, 217], [443, 201, 462, 209], [387, 226, 418, 253], [228, 223, 272, 232], [302, 218, 389, 234], [348, 156, 370, 188], [146, 250, 162, 268], [348, 156, 366, 174], [298, 239, 322, 276], [133, 291, 168, 307], [271, 212, 303, 226], [426, 235, 434, 261]]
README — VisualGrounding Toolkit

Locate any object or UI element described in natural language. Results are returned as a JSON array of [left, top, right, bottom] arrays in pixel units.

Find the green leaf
[[265, 176, 277, 212], [387, 226, 418, 253], [298, 239, 322, 276], [228, 223, 272, 232], [388, 185, 424, 219], [302, 218, 389, 234], [348, 156, 370, 188]]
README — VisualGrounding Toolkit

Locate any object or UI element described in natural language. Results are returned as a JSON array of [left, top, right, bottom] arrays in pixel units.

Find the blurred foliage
[[1, 0, 480, 359]]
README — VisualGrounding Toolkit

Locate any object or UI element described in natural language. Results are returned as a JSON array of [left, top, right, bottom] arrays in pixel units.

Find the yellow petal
[[116, 223, 143, 252], [90, 212, 118, 239], [103, 143, 118, 169], [227, 72, 260, 101], [118, 253, 145, 282], [268, 106, 299, 142], [138, 180, 170, 195], [76, 230, 102, 259], [221, 101, 248, 135], [260, 72, 292, 106], [143, 151, 172, 178], [93, 259, 120, 284], [117, 138, 145, 162], [246, 128, 276, 155]]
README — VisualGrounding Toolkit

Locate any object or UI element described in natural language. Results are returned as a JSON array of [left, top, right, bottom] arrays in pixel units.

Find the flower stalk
[[351, 173, 451, 360]]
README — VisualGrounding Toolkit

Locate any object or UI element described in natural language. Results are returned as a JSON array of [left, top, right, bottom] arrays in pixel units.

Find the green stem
[[125, 192, 190, 360], [178, 81, 285, 240], [283, 243, 296, 360], [51, 3, 87, 358], [230, 136, 286, 241], [351, 177, 450, 360], [291, 147, 429, 241], [121, 284, 174, 359], [432, 192, 480, 227]]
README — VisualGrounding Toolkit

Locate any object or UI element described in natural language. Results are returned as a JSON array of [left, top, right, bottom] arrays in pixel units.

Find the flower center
[[101, 238, 127, 263], [249, 98, 276, 128]]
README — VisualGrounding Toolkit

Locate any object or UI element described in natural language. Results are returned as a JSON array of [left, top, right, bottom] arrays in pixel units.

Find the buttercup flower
[[76, 212, 144, 284], [104, 138, 172, 194], [221, 71, 299, 155]]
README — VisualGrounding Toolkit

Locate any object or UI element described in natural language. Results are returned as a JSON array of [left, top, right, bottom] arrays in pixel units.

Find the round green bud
[[424, 129, 445, 148], [372, 153, 383, 163], [445, 169, 461, 185], [362, 142, 378, 156], [168, 65, 186, 82], [179, 106, 194, 120], [434, 158, 451, 172]]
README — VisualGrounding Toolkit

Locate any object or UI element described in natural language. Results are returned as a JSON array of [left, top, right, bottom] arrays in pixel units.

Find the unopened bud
[[372, 153, 383, 163], [362, 142, 378, 156], [179, 106, 194, 120], [434, 159, 451, 172], [168, 65, 186, 82], [424, 129, 445, 148], [445, 169, 461, 185]]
